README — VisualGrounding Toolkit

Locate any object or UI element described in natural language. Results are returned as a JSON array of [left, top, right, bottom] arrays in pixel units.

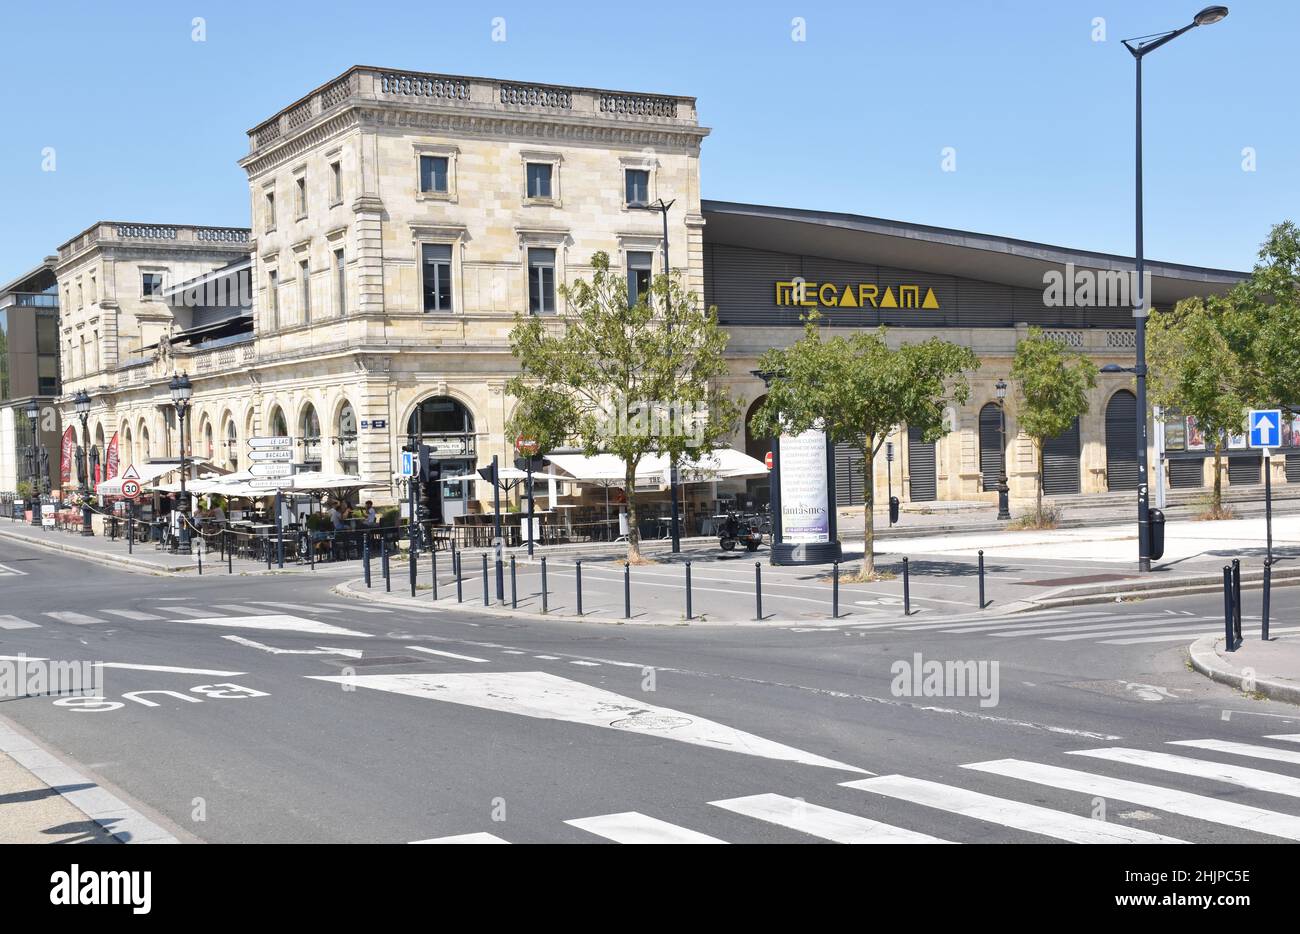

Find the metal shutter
[[834, 438, 866, 506], [1228, 454, 1261, 485], [978, 404, 1004, 492], [1168, 458, 1205, 489], [907, 425, 937, 502], [1041, 417, 1081, 496], [1105, 391, 1139, 491], [1287, 455, 1300, 483]]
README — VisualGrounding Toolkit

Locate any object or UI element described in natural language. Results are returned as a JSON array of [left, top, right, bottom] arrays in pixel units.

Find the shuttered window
[[978, 404, 1004, 492], [907, 425, 936, 502], [1105, 391, 1139, 491], [1041, 416, 1081, 496]]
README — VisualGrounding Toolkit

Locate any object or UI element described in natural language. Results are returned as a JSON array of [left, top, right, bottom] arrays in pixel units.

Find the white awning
[[543, 453, 638, 483], [96, 460, 208, 496]]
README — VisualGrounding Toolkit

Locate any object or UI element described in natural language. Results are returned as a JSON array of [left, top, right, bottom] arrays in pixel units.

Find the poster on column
[[778, 428, 829, 544]]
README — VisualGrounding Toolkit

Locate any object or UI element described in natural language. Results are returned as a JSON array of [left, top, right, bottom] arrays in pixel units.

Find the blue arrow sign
[[1249, 409, 1281, 449]]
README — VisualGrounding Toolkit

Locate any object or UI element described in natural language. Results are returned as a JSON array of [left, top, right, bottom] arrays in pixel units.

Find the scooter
[[719, 511, 764, 552]]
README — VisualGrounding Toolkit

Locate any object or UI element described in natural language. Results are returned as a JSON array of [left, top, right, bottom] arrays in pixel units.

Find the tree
[[1147, 294, 1249, 516], [1010, 327, 1097, 521], [1228, 220, 1300, 408], [507, 251, 738, 562], [750, 316, 978, 579]]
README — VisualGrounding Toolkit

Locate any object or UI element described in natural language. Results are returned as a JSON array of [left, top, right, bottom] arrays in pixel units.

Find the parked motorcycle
[[719, 510, 765, 552]]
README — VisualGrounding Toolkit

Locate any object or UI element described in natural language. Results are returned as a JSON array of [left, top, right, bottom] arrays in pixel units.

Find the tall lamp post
[[73, 389, 94, 536], [631, 196, 682, 553], [995, 379, 1011, 521], [26, 401, 42, 527], [169, 372, 193, 554], [1122, 5, 1229, 571]]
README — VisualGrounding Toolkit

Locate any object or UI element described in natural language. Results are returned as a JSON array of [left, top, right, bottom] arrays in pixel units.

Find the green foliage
[[1226, 220, 1300, 407], [750, 315, 978, 576], [507, 252, 738, 559]]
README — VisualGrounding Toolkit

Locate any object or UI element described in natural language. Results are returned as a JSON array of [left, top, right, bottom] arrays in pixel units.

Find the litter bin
[[888, 496, 900, 525], [1148, 508, 1166, 562]]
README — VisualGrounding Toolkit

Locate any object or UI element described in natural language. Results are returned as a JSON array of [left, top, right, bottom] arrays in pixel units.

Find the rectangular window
[[625, 169, 650, 206], [89, 275, 97, 304], [295, 177, 307, 217], [526, 163, 553, 199], [627, 251, 653, 307], [299, 260, 310, 322], [528, 248, 556, 314], [334, 248, 346, 315], [419, 155, 449, 193], [142, 273, 163, 297], [330, 161, 342, 203], [268, 270, 279, 327], [265, 192, 276, 230], [421, 243, 453, 312]]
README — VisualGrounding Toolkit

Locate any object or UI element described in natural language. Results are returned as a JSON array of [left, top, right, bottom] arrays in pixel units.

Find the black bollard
[[1223, 565, 1236, 652], [482, 554, 489, 606], [1263, 557, 1271, 641], [431, 546, 438, 601], [576, 560, 583, 616], [363, 534, 371, 588], [408, 541, 416, 597], [541, 556, 548, 614], [455, 549, 463, 604], [197, 541, 203, 575], [624, 561, 631, 619], [832, 561, 839, 619], [227, 534, 233, 575], [128, 517, 133, 554], [755, 562, 763, 621], [685, 561, 693, 621], [977, 550, 985, 609], [382, 539, 391, 592], [510, 555, 517, 609], [266, 537, 273, 570], [902, 556, 911, 616], [1232, 558, 1242, 646]]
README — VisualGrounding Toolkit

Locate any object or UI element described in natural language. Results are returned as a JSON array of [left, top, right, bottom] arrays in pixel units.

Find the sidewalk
[[1188, 634, 1300, 706], [0, 750, 118, 843]]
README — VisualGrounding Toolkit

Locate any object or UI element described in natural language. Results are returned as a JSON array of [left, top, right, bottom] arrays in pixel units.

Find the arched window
[[1105, 390, 1139, 491], [122, 427, 132, 467], [202, 420, 214, 461], [226, 420, 239, 470], [140, 426, 150, 463], [268, 407, 288, 438], [407, 396, 475, 455], [339, 403, 358, 475], [301, 405, 322, 470], [978, 402, 1005, 492]]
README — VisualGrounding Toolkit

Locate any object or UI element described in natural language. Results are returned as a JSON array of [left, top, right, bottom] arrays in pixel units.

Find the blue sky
[[3, 0, 1294, 285]]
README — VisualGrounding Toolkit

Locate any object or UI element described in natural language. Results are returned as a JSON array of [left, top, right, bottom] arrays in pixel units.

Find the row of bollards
[[1223, 556, 1273, 652]]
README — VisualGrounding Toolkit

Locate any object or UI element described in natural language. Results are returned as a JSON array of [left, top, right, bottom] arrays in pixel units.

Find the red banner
[[106, 432, 120, 480], [59, 427, 76, 486]]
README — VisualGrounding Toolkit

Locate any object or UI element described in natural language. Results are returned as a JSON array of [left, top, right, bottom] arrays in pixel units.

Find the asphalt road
[[1, 535, 1297, 844]]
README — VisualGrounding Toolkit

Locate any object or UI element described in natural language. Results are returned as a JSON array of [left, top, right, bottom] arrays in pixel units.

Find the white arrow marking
[[175, 614, 371, 638], [306, 670, 869, 773], [95, 662, 247, 675], [222, 635, 363, 658]]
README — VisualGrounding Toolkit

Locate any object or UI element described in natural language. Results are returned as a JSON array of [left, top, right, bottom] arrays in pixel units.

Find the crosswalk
[[847, 606, 1273, 646], [0, 600, 396, 631], [0, 562, 28, 576], [408, 732, 1300, 844]]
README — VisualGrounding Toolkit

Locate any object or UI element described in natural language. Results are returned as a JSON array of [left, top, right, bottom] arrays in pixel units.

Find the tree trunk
[[624, 462, 641, 562], [1212, 442, 1223, 514], [859, 435, 875, 581]]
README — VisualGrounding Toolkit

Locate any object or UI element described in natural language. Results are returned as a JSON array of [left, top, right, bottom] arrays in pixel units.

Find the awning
[[441, 466, 569, 484], [95, 460, 208, 496], [543, 453, 638, 483]]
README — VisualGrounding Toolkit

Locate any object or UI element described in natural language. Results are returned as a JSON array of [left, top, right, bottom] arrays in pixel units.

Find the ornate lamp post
[[73, 389, 94, 536], [995, 379, 1011, 521], [25, 400, 42, 527], [169, 372, 193, 554], [1122, 5, 1228, 570]]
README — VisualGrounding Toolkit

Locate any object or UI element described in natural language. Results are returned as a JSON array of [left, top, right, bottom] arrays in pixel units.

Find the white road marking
[[0, 563, 28, 576], [1170, 738, 1300, 766], [43, 611, 105, 626], [409, 832, 509, 844], [210, 604, 266, 614], [406, 645, 489, 663], [501, 650, 526, 655], [965, 758, 1300, 840], [1101, 625, 1300, 645], [843, 775, 1184, 844], [1068, 747, 1300, 798], [168, 607, 221, 618], [1043, 622, 1220, 642], [307, 670, 869, 773], [0, 654, 46, 661], [899, 611, 1121, 632], [174, 614, 371, 638], [533, 655, 560, 660], [102, 609, 165, 621], [1265, 734, 1300, 744], [566, 812, 727, 844], [250, 601, 340, 614], [95, 662, 246, 675], [222, 635, 364, 658], [314, 603, 392, 615], [571, 660, 601, 667], [987, 617, 1209, 637], [711, 793, 948, 843], [0, 615, 39, 630]]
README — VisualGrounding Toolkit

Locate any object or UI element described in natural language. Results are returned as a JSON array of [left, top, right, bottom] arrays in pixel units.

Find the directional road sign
[[250, 463, 294, 478], [1249, 409, 1282, 449], [248, 436, 293, 449], [248, 449, 294, 462]]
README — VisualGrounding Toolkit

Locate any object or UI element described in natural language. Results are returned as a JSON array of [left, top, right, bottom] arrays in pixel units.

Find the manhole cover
[[609, 715, 692, 731]]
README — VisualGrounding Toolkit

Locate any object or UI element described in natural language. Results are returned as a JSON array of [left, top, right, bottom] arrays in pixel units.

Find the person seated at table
[[327, 500, 346, 530], [364, 500, 378, 526], [208, 500, 226, 523]]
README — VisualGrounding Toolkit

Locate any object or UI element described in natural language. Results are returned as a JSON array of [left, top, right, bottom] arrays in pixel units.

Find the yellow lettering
[[819, 283, 838, 306], [899, 285, 920, 308], [922, 287, 940, 309], [838, 284, 858, 308], [801, 282, 820, 307], [879, 286, 898, 308], [775, 281, 795, 306], [859, 284, 878, 308]]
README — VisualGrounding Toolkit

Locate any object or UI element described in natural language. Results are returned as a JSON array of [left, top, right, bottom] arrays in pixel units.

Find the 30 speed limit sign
[[121, 479, 141, 499]]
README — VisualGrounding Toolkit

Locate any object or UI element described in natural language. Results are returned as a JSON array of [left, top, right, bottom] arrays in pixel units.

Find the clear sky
[[3, 0, 1294, 285]]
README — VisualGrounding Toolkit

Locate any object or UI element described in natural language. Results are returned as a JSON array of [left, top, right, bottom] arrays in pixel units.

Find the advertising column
[[771, 426, 842, 566]]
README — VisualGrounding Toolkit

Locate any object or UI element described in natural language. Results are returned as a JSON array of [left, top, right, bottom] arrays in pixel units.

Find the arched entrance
[[743, 396, 771, 507], [1041, 416, 1081, 496], [1105, 390, 1139, 491], [407, 396, 477, 521], [907, 424, 937, 502], [978, 403, 1004, 492]]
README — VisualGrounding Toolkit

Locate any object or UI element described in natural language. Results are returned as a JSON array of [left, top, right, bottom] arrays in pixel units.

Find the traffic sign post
[[1250, 410, 1281, 563], [514, 436, 539, 558]]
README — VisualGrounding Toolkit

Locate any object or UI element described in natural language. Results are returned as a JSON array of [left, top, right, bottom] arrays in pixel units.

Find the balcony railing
[[58, 224, 250, 261]]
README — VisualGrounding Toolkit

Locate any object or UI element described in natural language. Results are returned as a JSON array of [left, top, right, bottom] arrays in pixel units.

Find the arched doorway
[[407, 396, 477, 521], [907, 424, 937, 502], [338, 403, 358, 475], [268, 406, 289, 439], [978, 403, 1005, 492], [300, 404, 322, 471], [1105, 390, 1139, 491], [225, 419, 238, 470], [1041, 416, 1081, 496], [743, 396, 771, 507]]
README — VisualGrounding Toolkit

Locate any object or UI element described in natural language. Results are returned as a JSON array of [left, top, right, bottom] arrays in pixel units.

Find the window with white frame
[[528, 248, 556, 315], [627, 251, 653, 307], [625, 169, 650, 207], [422, 244, 453, 313], [141, 272, 163, 298]]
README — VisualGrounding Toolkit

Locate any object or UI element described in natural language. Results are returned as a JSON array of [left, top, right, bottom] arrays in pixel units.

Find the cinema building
[[51, 65, 1252, 522]]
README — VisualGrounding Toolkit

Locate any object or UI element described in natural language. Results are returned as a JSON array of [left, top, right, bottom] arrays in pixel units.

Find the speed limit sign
[[121, 479, 141, 499]]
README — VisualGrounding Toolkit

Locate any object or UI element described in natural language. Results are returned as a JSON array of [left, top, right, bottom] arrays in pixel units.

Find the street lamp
[[73, 389, 94, 536], [25, 400, 41, 527], [1122, 5, 1228, 571], [169, 372, 193, 554], [630, 196, 683, 553], [995, 379, 1011, 521]]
